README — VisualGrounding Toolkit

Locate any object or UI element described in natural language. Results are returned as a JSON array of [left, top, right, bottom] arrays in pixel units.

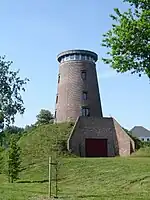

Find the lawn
[[1, 123, 150, 199], [1, 157, 150, 200]]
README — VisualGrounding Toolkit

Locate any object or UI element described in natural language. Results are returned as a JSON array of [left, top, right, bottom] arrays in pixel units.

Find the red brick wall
[[67, 117, 135, 157], [113, 119, 135, 156], [55, 60, 103, 122]]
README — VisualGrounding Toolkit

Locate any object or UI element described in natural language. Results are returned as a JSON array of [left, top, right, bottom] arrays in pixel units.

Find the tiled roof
[[130, 126, 150, 137]]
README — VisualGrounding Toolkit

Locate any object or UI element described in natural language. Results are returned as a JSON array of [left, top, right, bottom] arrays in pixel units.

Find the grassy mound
[[1, 123, 150, 199], [18, 122, 74, 168]]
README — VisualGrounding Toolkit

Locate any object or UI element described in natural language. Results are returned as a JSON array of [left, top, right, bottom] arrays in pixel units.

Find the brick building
[[55, 49, 102, 122], [55, 49, 135, 157]]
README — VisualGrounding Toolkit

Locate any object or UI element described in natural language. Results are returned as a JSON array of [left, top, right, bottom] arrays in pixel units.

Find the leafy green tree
[[0, 147, 4, 173], [0, 126, 24, 148], [36, 109, 54, 125], [0, 112, 4, 146], [4, 126, 24, 135], [8, 136, 21, 183], [24, 124, 36, 132], [102, 0, 150, 78], [0, 56, 29, 131], [0, 112, 4, 132], [123, 127, 143, 149]]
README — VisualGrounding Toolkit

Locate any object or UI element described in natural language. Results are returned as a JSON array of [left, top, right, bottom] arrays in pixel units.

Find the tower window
[[75, 54, 80, 60], [81, 107, 90, 116], [70, 54, 74, 60], [58, 74, 60, 83], [82, 91, 88, 100], [81, 70, 86, 80], [66, 56, 69, 61], [56, 95, 58, 104], [54, 110, 57, 118]]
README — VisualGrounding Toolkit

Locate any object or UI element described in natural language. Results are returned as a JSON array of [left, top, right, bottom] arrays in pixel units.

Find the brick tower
[[55, 49, 103, 123]]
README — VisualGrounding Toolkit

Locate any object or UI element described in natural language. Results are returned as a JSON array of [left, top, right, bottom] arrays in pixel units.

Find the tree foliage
[[0, 112, 4, 132], [0, 126, 24, 148], [4, 126, 24, 134], [102, 0, 150, 78], [0, 56, 29, 131], [36, 109, 54, 125], [24, 124, 36, 131], [123, 127, 143, 149], [8, 136, 21, 183], [0, 146, 4, 173]]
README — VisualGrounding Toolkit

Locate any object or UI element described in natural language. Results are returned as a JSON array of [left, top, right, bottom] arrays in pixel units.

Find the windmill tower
[[55, 49, 103, 123]]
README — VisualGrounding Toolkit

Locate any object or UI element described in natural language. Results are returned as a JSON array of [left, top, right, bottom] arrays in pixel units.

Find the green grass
[[1, 157, 150, 199], [131, 147, 150, 157], [18, 122, 74, 167], [1, 123, 150, 199]]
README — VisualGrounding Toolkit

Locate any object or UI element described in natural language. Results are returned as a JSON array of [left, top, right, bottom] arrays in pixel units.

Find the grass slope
[[0, 123, 150, 200], [132, 147, 150, 157], [18, 122, 74, 167], [1, 158, 150, 199]]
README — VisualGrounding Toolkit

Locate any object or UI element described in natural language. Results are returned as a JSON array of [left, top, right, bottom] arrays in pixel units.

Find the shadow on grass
[[20, 162, 36, 172], [58, 194, 103, 199], [17, 179, 49, 183], [121, 175, 150, 189], [16, 178, 63, 184], [58, 190, 137, 199], [78, 195, 102, 198]]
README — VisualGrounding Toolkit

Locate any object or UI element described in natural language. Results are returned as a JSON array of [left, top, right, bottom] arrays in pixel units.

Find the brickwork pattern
[[67, 117, 135, 157], [55, 59, 103, 122], [113, 119, 135, 156]]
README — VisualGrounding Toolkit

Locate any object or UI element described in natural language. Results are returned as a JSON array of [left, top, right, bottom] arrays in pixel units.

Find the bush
[[0, 146, 5, 173], [123, 128, 143, 150], [131, 147, 150, 157]]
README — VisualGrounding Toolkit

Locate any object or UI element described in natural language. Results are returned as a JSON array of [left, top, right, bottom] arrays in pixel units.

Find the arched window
[[81, 70, 87, 80], [82, 91, 88, 100]]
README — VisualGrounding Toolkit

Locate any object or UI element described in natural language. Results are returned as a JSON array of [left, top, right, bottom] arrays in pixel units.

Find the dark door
[[85, 138, 108, 157]]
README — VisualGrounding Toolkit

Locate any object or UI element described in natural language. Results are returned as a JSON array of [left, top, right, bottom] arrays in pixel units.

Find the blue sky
[[0, 0, 149, 130]]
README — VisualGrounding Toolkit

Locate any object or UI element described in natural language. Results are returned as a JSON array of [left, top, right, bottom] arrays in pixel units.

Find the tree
[[0, 112, 4, 132], [102, 0, 150, 78], [36, 109, 54, 125], [24, 124, 36, 132], [0, 112, 4, 146], [0, 126, 24, 148], [0, 56, 29, 132], [8, 136, 21, 183], [123, 127, 143, 149], [0, 147, 4, 173], [4, 126, 24, 135]]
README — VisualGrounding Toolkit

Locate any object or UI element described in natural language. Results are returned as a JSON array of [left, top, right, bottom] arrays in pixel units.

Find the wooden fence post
[[48, 156, 52, 198]]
